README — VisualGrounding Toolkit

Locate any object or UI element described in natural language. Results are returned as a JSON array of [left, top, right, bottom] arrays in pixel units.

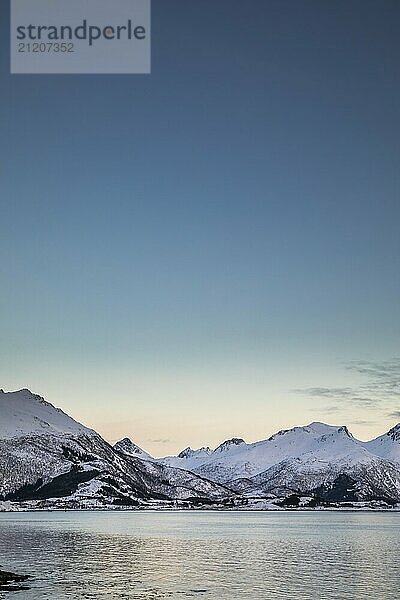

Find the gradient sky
[[1, 0, 399, 455]]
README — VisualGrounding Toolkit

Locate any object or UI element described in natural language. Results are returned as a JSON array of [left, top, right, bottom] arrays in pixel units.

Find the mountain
[[1, 388, 400, 509], [157, 422, 400, 503], [160, 423, 355, 482], [0, 389, 233, 509]]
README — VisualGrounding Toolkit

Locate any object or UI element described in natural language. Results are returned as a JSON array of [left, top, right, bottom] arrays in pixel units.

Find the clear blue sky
[[1, 0, 399, 453]]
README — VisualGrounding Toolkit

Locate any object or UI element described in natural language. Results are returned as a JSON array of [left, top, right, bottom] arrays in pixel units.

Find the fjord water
[[0, 511, 399, 599]]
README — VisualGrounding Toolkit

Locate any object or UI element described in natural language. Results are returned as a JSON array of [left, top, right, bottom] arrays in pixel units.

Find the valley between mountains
[[1, 389, 400, 511]]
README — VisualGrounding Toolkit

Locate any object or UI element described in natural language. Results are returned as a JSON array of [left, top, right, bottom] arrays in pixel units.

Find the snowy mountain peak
[[0, 389, 94, 440], [266, 423, 353, 444], [337, 425, 353, 438], [268, 423, 325, 440], [178, 447, 193, 458], [115, 437, 139, 450], [306, 422, 352, 436], [11, 388, 44, 402], [214, 438, 245, 453], [114, 437, 152, 460], [178, 446, 211, 459]]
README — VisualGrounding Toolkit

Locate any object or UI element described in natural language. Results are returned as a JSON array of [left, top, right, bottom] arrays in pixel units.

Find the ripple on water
[[0, 511, 399, 600]]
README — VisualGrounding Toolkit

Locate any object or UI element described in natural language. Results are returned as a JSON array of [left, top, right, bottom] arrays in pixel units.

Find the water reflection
[[0, 512, 399, 599]]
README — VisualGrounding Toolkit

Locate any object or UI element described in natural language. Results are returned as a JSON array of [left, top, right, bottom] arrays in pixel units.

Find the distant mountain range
[[1, 389, 399, 510]]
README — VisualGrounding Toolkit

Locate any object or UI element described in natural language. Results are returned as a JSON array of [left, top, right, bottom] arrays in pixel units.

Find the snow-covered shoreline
[[1, 500, 399, 513]]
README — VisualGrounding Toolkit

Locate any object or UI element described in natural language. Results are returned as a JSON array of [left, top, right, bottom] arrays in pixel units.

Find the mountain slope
[[114, 438, 153, 461], [0, 389, 94, 439], [363, 424, 400, 464]]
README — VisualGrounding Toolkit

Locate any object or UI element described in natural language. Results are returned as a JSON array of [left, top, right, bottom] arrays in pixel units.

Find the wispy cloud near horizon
[[387, 411, 400, 420], [294, 357, 400, 416]]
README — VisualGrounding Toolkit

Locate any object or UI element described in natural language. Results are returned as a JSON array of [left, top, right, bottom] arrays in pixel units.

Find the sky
[[0, 0, 399, 455]]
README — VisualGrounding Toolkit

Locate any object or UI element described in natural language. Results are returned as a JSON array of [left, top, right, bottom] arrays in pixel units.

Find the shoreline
[[1, 506, 400, 514]]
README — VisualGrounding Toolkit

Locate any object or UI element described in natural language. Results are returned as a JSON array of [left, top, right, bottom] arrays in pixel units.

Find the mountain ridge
[[0, 389, 234, 509], [116, 419, 400, 501], [1, 388, 400, 509]]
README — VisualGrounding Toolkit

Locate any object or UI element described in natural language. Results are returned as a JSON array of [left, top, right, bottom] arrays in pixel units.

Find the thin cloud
[[387, 411, 400, 420], [294, 357, 400, 410], [312, 405, 340, 414], [294, 387, 353, 399], [346, 358, 400, 398], [295, 387, 378, 407]]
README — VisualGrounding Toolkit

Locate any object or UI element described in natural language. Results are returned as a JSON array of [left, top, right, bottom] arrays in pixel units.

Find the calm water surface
[[0, 511, 399, 599]]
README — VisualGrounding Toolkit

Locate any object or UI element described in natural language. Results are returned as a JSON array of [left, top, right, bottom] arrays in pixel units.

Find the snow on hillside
[[364, 424, 400, 464], [157, 423, 361, 483], [0, 389, 94, 439], [114, 422, 400, 493], [244, 446, 400, 499]]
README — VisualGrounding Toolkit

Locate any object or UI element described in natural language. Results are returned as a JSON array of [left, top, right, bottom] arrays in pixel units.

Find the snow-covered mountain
[[1, 388, 400, 509], [157, 423, 357, 481], [0, 389, 233, 509], [148, 421, 400, 502]]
